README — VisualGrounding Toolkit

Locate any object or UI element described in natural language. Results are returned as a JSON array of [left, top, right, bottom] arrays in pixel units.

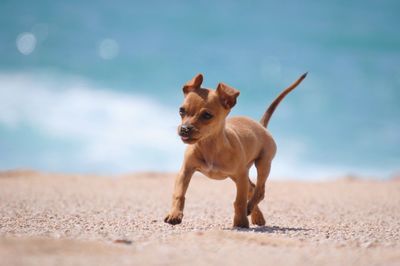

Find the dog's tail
[[260, 72, 307, 128]]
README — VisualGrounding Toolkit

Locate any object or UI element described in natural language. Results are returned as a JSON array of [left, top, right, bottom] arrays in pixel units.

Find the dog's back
[[227, 116, 277, 164]]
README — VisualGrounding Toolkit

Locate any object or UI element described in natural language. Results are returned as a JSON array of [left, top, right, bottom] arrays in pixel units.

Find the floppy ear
[[183, 73, 203, 94], [216, 82, 240, 109]]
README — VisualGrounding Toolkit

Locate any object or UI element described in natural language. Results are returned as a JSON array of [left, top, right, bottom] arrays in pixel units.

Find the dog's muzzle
[[179, 124, 194, 137]]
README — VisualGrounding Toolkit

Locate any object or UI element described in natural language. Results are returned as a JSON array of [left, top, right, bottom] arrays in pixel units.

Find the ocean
[[0, 0, 399, 179]]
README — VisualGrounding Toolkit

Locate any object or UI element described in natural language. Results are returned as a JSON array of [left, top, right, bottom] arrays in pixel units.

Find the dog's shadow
[[228, 225, 310, 234]]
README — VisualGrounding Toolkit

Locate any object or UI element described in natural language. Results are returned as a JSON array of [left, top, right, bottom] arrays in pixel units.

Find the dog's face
[[178, 74, 240, 144]]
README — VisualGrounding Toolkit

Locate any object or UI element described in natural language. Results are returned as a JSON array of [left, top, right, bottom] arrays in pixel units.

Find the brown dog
[[164, 73, 307, 228]]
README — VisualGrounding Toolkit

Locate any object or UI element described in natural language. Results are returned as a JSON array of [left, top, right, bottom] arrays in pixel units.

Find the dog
[[164, 73, 307, 228]]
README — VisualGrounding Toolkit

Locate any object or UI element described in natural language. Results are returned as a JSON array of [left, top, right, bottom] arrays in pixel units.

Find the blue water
[[0, 0, 399, 179]]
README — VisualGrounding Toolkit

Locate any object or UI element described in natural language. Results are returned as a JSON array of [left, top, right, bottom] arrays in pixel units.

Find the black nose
[[180, 124, 194, 135]]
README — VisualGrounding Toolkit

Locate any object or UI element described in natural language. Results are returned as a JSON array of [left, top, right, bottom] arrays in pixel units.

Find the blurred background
[[0, 0, 399, 179]]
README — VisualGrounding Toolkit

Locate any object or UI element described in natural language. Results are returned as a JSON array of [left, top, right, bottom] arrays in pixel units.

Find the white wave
[[0, 72, 184, 173], [0, 72, 395, 179]]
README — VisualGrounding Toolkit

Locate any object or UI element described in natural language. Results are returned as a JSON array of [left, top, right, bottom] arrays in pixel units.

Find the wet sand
[[0, 170, 399, 265]]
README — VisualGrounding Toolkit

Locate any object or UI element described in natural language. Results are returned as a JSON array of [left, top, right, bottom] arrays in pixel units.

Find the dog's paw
[[233, 215, 249, 228], [164, 212, 183, 225], [251, 208, 266, 226]]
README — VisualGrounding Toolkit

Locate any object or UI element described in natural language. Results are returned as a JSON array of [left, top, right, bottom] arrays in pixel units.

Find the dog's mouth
[[180, 135, 190, 141], [180, 135, 198, 144]]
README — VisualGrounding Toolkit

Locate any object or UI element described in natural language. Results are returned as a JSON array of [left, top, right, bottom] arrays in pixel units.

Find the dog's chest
[[198, 159, 229, 180]]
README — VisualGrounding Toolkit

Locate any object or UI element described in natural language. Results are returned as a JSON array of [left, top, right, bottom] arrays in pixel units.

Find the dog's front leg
[[233, 173, 250, 228], [164, 165, 195, 225]]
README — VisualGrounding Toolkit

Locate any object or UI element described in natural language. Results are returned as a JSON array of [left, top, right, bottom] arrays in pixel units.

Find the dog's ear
[[216, 82, 240, 109], [183, 74, 203, 94]]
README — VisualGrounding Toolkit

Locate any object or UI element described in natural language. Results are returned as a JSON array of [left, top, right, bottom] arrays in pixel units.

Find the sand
[[0, 170, 399, 266]]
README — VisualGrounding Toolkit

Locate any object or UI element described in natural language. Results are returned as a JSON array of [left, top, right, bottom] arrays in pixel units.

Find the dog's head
[[178, 73, 240, 144]]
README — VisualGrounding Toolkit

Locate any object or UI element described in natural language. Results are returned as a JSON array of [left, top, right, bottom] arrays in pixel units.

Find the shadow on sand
[[228, 225, 310, 233]]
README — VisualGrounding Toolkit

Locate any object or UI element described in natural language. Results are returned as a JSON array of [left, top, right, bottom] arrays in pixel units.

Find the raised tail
[[260, 72, 308, 128]]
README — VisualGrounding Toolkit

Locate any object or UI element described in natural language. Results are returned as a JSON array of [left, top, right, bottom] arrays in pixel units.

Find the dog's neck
[[195, 120, 230, 158]]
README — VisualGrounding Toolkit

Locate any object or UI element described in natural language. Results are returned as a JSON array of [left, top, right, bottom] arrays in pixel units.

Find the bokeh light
[[16, 32, 36, 55], [98, 39, 119, 60]]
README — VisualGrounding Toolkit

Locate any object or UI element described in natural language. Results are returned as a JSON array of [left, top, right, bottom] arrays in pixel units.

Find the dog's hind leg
[[248, 179, 266, 226], [247, 155, 271, 216]]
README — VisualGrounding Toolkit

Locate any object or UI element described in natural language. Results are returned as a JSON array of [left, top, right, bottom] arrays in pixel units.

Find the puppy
[[164, 73, 307, 228]]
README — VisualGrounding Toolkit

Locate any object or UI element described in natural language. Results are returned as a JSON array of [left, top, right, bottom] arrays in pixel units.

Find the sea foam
[[0, 72, 396, 180], [0, 72, 184, 173]]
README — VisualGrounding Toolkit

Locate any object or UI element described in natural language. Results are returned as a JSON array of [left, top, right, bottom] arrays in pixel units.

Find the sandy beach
[[0, 170, 399, 266]]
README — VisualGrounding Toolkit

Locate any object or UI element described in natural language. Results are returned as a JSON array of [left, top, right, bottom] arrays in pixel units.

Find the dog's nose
[[180, 124, 194, 135]]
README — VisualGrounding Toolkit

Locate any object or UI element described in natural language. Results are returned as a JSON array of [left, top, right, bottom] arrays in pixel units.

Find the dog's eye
[[202, 112, 213, 120], [179, 107, 186, 116]]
